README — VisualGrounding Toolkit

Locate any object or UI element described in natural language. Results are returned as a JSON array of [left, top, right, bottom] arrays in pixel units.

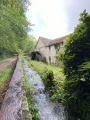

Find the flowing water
[[24, 61, 66, 120]]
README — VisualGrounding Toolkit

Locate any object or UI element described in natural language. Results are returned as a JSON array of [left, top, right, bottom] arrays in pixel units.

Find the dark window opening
[[49, 56, 51, 64]]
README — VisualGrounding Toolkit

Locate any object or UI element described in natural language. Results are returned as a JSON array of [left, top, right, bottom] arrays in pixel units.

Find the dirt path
[[0, 56, 18, 73]]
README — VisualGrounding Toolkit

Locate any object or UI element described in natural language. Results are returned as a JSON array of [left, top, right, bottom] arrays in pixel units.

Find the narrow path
[[0, 56, 17, 73]]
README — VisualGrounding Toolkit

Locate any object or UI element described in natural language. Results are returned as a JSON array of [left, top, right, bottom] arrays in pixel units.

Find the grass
[[0, 68, 12, 90], [0, 67, 12, 108], [26, 87, 41, 120], [29, 60, 65, 84], [29, 60, 65, 80]]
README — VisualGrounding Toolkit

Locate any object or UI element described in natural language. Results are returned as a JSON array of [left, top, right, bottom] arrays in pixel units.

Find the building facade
[[31, 35, 68, 64]]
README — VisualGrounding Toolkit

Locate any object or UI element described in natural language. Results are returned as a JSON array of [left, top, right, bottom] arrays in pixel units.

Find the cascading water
[[24, 61, 66, 120]]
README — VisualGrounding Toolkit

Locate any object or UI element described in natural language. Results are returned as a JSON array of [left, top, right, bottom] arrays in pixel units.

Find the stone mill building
[[31, 35, 68, 64]]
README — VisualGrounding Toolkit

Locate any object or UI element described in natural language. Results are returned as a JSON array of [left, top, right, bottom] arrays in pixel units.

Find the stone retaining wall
[[0, 56, 32, 120]]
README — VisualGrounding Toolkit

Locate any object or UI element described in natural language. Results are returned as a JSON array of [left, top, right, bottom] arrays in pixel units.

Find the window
[[55, 43, 60, 53], [61, 42, 63, 46], [49, 56, 51, 64]]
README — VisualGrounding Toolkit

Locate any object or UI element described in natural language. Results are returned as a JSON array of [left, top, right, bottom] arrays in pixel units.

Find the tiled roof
[[47, 35, 68, 46], [39, 35, 68, 47], [39, 37, 51, 46]]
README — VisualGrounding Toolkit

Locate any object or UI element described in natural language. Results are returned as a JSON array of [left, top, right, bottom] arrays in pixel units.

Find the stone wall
[[34, 39, 56, 64], [50, 45, 56, 63], [0, 56, 22, 120], [35, 39, 45, 50], [34, 38, 66, 64], [0, 56, 32, 120], [35, 39, 48, 63]]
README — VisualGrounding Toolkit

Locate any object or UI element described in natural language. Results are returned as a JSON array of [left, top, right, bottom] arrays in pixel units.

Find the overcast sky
[[26, 0, 90, 40]]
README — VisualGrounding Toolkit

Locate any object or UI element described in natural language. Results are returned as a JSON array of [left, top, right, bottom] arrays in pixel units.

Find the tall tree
[[0, 0, 30, 57]]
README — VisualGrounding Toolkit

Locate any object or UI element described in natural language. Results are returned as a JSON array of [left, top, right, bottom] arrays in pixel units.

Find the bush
[[41, 67, 54, 91], [62, 10, 90, 120]]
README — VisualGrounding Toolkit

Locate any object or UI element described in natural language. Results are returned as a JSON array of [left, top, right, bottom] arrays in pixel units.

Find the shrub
[[62, 10, 90, 120], [41, 67, 54, 91]]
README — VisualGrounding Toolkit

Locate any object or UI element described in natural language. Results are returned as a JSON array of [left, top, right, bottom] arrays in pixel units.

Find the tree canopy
[[24, 35, 37, 54], [0, 0, 31, 58]]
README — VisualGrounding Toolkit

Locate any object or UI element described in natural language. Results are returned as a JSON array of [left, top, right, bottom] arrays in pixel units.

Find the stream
[[24, 61, 66, 120]]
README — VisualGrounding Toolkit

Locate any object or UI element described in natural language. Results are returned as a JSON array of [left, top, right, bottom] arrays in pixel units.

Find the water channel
[[24, 61, 66, 120]]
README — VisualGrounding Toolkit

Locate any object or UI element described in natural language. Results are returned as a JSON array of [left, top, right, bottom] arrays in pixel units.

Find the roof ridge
[[38, 35, 68, 47], [47, 35, 68, 46], [52, 34, 68, 41], [39, 37, 51, 46]]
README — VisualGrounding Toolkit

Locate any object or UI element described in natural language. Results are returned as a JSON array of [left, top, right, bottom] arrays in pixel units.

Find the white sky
[[26, 0, 90, 40]]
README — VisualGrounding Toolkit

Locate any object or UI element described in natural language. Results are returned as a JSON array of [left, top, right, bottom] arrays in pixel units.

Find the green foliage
[[40, 67, 54, 91], [79, 61, 90, 71], [56, 47, 64, 67], [0, 68, 12, 81], [0, 68, 12, 89], [24, 35, 36, 54], [0, 0, 30, 58], [61, 10, 90, 120], [26, 88, 41, 120], [0, 48, 14, 59], [28, 60, 65, 82]]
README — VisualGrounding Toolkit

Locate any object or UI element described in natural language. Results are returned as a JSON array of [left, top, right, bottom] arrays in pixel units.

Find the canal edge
[[21, 63, 32, 120]]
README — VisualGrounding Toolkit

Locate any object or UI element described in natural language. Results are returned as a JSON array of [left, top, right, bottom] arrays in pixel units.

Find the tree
[[61, 10, 90, 120], [0, 0, 30, 58], [24, 35, 36, 54]]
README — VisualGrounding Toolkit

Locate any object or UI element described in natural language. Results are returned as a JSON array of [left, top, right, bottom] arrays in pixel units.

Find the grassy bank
[[0, 68, 12, 90], [0, 67, 12, 108], [27, 59, 65, 102], [29, 60, 65, 82]]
